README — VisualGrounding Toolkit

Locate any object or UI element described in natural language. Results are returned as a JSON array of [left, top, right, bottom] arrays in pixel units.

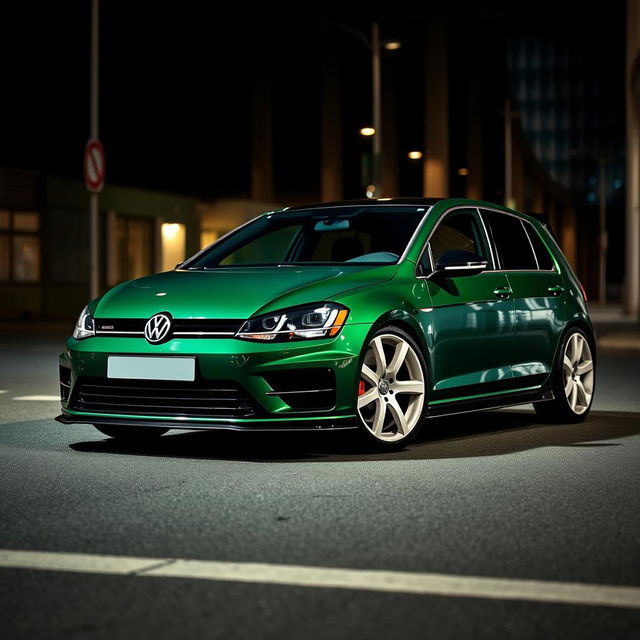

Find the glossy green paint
[[59, 197, 593, 430]]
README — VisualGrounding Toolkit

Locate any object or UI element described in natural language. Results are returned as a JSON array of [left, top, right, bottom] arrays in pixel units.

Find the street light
[[332, 22, 399, 198], [360, 127, 376, 137]]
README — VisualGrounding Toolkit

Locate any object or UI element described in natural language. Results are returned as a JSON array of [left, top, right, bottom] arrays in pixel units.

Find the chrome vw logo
[[144, 313, 172, 344]]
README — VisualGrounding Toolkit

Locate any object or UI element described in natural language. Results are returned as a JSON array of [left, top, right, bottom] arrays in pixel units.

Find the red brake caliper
[[358, 380, 366, 396]]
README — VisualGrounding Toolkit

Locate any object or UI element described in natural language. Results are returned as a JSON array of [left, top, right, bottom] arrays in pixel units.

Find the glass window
[[0, 234, 9, 280], [12, 235, 40, 282], [483, 211, 538, 270], [117, 216, 153, 282], [186, 206, 426, 269], [523, 222, 555, 270], [13, 212, 39, 232], [426, 209, 490, 268]]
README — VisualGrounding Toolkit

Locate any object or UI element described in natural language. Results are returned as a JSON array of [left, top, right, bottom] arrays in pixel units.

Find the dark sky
[[0, 2, 625, 201]]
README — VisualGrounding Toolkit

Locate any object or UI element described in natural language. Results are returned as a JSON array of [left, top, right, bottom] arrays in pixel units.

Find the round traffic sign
[[84, 138, 105, 192]]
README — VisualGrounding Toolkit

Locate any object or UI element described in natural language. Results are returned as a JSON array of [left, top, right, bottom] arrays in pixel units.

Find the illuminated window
[[161, 222, 186, 271]]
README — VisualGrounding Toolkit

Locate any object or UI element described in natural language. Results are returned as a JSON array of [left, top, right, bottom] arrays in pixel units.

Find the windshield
[[183, 206, 428, 269]]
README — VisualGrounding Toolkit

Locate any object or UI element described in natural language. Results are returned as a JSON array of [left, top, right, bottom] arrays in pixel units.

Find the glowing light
[[408, 151, 423, 160], [162, 223, 181, 239], [457, 167, 470, 176], [383, 41, 402, 51], [360, 127, 375, 137]]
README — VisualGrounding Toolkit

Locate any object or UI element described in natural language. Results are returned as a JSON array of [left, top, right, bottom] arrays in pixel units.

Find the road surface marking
[[0, 390, 8, 394], [0, 549, 638, 610], [12, 395, 59, 401]]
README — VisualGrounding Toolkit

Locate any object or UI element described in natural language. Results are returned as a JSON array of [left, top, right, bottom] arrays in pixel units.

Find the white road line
[[12, 395, 59, 401], [0, 549, 638, 610], [0, 390, 8, 394]]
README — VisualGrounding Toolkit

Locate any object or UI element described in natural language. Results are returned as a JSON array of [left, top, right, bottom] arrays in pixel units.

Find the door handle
[[547, 285, 565, 296], [493, 286, 512, 299]]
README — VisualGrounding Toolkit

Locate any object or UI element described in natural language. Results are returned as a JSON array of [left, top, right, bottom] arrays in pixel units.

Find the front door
[[420, 208, 515, 403]]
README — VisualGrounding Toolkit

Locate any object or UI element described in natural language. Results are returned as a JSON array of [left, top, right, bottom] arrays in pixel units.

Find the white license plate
[[107, 356, 196, 382]]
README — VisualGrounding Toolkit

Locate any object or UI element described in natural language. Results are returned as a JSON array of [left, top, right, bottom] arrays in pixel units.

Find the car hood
[[93, 265, 397, 320]]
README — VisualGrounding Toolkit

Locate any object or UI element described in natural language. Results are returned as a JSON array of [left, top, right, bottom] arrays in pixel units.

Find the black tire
[[356, 325, 428, 450], [534, 327, 596, 423], [93, 425, 169, 440]]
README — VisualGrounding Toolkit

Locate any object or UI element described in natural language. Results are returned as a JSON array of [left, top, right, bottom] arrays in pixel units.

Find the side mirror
[[175, 262, 184, 270], [429, 250, 488, 279]]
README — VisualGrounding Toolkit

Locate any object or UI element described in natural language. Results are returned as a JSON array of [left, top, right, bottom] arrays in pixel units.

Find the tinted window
[[483, 211, 537, 270], [523, 222, 555, 270], [185, 206, 425, 268], [426, 209, 490, 268]]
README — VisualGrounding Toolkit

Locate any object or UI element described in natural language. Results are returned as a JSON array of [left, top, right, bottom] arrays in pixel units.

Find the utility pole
[[371, 23, 382, 197], [504, 98, 513, 209], [89, 0, 100, 300], [599, 157, 608, 305]]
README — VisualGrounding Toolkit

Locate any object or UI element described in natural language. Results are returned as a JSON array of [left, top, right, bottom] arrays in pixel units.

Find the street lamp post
[[371, 23, 382, 198]]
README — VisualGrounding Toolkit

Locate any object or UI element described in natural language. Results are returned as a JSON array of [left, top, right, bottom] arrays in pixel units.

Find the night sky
[[0, 2, 626, 201]]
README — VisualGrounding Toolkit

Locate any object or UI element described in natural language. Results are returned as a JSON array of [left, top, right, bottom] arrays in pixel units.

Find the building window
[[116, 215, 153, 282], [0, 210, 41, 282], [161, 222, 186, 271]]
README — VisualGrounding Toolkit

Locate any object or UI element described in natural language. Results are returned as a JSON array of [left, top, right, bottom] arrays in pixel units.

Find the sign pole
[[89, 0, 100, 300]]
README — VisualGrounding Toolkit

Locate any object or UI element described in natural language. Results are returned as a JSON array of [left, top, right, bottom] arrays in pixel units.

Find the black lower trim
[[426, 389, 554, 418], [55, 413, 357, 432]]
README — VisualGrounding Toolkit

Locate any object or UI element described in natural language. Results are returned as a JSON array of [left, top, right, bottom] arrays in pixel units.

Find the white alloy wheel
[[357, 333, 426, 443], [562, 332, 594, 415]]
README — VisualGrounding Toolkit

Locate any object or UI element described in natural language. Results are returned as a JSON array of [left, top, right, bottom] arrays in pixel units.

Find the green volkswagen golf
[[57, 198, 595, 448]]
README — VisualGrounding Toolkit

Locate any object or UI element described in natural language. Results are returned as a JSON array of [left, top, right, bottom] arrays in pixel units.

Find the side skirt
[[426, 389, 554, 419]]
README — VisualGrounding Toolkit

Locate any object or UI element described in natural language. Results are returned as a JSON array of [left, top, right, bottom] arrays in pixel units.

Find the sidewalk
[[589, 304, 640, 353]]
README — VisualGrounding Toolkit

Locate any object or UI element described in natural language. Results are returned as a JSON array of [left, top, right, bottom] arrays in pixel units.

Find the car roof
[[284, 197, 444, 211]]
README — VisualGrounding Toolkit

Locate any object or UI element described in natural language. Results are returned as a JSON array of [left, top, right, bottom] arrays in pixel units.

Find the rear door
[[481, 210, 565, 386], [420, 207, 515, 402]]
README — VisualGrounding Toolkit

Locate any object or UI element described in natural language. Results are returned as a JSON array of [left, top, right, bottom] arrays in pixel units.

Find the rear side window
[[483, 211, 537, 270], [523, 222, 555, 270]]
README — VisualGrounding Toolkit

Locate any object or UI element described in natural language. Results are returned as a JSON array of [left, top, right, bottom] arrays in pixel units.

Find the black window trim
[[478, 208, 558, 274]]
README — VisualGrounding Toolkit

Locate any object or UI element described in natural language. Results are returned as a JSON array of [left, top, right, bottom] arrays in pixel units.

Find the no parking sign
[[84, 138, 105, 192]]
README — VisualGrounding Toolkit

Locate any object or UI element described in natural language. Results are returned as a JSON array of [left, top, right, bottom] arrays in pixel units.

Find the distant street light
[[383, 40, 402, 51], [408, 151, 423, 160], [458, 167, 470, 176], [360, 127, 376, 137]]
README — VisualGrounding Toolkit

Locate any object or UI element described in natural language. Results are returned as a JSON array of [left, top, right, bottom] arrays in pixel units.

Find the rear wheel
[[93, 425, 169, 440], [356, 327, 427, 449], [534, 327, 595, 422]]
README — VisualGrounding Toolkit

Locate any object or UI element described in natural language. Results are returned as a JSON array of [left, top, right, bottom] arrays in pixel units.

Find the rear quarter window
[[482, 210, 538, 271], [523, 222, 555, 270]]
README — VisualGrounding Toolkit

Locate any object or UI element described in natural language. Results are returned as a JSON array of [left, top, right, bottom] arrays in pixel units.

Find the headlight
[[236, 303, 349, 342], [73, 305, 95, 339]]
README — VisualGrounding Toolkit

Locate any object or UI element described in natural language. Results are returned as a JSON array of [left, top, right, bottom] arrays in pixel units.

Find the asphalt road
[[1, 327, 639, 639]]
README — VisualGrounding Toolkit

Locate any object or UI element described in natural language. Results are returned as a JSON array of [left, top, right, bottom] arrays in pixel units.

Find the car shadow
[[68, 409, 640, 463]]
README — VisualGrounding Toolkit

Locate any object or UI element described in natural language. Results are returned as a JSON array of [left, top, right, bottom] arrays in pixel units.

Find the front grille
[[263, 369, 336, 411], [94, 318, 244, 338], [70, 377, 258, 418]]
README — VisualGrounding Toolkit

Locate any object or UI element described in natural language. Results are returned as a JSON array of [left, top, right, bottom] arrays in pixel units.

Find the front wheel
[[356, 327, 427, 449], [93, 425, 169, 441], [534, 327, 595, 422]]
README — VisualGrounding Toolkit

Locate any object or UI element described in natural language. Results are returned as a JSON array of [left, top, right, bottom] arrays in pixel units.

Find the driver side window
[[421, 209, 491, 272]]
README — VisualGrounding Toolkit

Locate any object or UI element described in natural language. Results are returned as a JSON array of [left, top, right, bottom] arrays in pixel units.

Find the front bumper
[[57, 322, 370, 431]]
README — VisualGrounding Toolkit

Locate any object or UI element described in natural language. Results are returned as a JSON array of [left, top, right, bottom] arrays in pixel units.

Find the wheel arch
[[358, 310, 433, 400]]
